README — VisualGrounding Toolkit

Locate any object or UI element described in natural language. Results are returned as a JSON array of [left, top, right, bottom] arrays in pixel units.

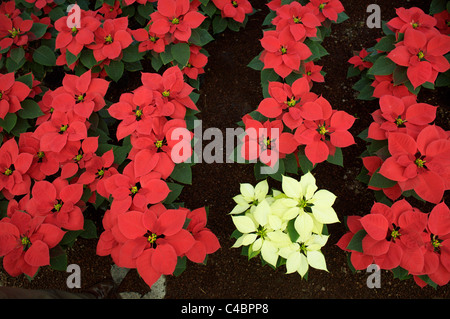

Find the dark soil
[[2, 0, 449, 299]]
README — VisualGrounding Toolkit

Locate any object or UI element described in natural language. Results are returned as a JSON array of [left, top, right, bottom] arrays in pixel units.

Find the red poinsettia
[[379, 125, 450, 204], [241, 116, 297, 167], [27, 177, 85, 231], [368, 94, 437, 141], [272, 1, 321, 41], [257, 77, 318, 130], [294, 102, 355, 165], [98, 0, 123, 20], [360, 200, 427, 271], [0, 72, 31, 119], [149, 0, 205, 43], [260, 29, 312, 78], [0, 1, 21, 20], [116, 203, 196, 287], [89, 17, 133, 62], [51, 70, 109, 119], [0, 15, 33, 51], [185, 207, 221, 263], [434, 10, 450, 35], [0, 210, 65, 277], [306, 0, 344, 23], [302, 61, 324, 86], [361, 155, 402, 201], [54, 10, 101, 57], [387, 7, 438, 37], [131, 26, 169, 54], [32, 110, 88, 153], [387, 28, 450, 89], [212, 0, 253, 23], [348, 48, 373, 71], [371, 75, 415, 99], [60, 136, 99, 180], [0, 138, 33, 198], [141, 66, 197, 117]]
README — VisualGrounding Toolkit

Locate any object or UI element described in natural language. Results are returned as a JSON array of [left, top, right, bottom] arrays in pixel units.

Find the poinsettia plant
[[230, 172, 339, 278], [0, 0, 256, 288]]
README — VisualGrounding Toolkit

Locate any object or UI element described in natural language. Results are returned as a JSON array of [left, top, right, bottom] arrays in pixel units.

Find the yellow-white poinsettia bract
[[229, 179, 269, 214]]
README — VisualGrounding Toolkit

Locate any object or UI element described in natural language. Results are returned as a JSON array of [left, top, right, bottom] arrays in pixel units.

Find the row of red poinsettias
[[340, 6, 450, 287]]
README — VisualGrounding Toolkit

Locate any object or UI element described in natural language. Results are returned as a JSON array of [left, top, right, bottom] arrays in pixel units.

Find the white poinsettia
[[279, 234, 330, 278], [279, 173, 340, 226], [231, 199, 289, 267], [229, 179, 269, 214]]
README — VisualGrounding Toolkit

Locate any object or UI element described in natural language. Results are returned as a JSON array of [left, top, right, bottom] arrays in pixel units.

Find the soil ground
[[1, 0, 449, 300]]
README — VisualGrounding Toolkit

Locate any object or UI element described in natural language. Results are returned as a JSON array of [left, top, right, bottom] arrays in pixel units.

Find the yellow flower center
[[162, 90, 170, 97], [135, 109, 142, 118], [54, 203, 62, 212], [293, 16, 302, 24], [130, 186, 138, 194], [418, 51, 425, 60], [4, 168, 13, 176], [319, 3, 326, 10], [412, 22, 419, 29], [71, 26, 78, 34], [155, 140, 163, 148], [147, 233, 157, 243], [9, 27, 19, 38], [21, 236, 31, 247], [75, 153, 83, 162], [280, 46, 287, 54], [232, 0, 238, 7], [415, 158, 426, 168], [171, 17, 179, 25], [105, 34, 113, 43], [37, 151, 45, 159], [395, 117, 406, 126], [60, 124, 68, 132], [287, 97, 296, 107], [318, 125, 328, 135]]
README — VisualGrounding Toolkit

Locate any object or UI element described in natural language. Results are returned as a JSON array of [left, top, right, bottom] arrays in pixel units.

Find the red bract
[[185, 207, 220, 263], [0, 15, 33, 50], [89, 17, 133, 61], [60, 136, 99, 180], [141, 65, 198, 116], [0, 72, 31, 119], [272, 1, 321, 41], [150, 0, 206, 42], [51, 70, 109, 119], [0, 211, 65, 277], [24, 0, 53, 10], [54, 11, 101, 57], [387, 28, 450, 89], [260, 29, 312, 78], [348, 48, 373, 71], [434, 10, 450, 35], [378, 125, 450, 204], [0, 138, 33, 198], [108, 90, 158, 140], [0, 1, 20, 20], [27, 178, 85, 231], [368, 95, 437, 140], [371, 75, 415, 99], [294, 104, 355, 165], [98, 1, 123, 20], [212, 0, 253, 23], [306, 0, 344, 23], [257, 77, 317, 130], [387, 7, 438, 37]]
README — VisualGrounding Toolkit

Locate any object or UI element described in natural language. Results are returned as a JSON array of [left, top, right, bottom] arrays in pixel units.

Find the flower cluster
[[231, 172, 339, 278], [337, 200, 450, 287], [0, 0, 229, 287], [240, 0, 352, 177], [341, 4, 449, 288]]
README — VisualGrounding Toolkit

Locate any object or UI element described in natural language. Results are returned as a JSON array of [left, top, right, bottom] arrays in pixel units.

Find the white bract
[[230, 172, 339, 278], [229, 179, 269, 214]]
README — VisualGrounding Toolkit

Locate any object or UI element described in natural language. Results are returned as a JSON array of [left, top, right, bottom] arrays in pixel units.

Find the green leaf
[[393, 66, 408, 85], [368, 167, 398, 188], [160, 48, 174, 65], [367, 55, 396, 76], [18, 99, 44, 119], [212, 15, 228, 34], [170, 163, 192, 185], [0, 113, 17, 133], [50, 246, 68, 271], [247, 53, 263, 71], [80, 219, 98, 239], [10, 47, 25, 64], [284, 153, 299, 174], [30, 22, 48, 39], [33, 45, 56, 66], [104, 60, 124, 82], [164, 182, 184, 204], [297, 150, 315, 174], [122, 44, 145, 63], [171, 42, 191, 67], [189, 28, 214, 46], [347, 66, 361, 78], [326, 147, 343, 167], [346, 229, 367, 253], [374, 35, 395, 52], [80, 49, 98, 69], [287, 219, 300, 243], [173, 256, 187, 276]]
